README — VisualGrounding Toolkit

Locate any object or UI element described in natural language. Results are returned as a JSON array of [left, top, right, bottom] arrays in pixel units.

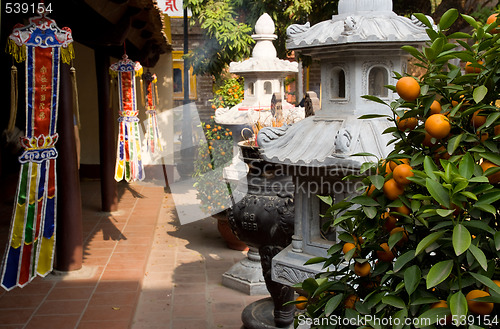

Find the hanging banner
[[1, 10, 74, 290], [110, 55, 145, 182], [143, 71, 163, 154]]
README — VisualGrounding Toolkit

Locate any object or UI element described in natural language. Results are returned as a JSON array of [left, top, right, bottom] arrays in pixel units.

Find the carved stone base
[[222, 247, 268, 295], [241, 297, 293, 329], [271, 245, 324, 287]]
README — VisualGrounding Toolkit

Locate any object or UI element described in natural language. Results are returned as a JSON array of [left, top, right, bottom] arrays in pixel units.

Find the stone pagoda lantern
[[215, 13, 302, 127], [256, 0, 431, 291]]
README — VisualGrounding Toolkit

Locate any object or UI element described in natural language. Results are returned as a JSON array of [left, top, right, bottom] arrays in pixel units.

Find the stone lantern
[[256, 0, 431, 289], [215, 13, 301, 127]]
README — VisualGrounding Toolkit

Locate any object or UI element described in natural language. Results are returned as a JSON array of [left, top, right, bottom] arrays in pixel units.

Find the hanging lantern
[[142, 71, 163, 154], [1, 8, 74, 290], [110, 54, 145, 182]]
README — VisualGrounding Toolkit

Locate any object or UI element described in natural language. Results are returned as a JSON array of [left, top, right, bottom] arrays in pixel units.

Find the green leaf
[[301, 277, 319, 294], [485, 112, 500, 128], [426, 260, 454, 289], [381, 294, 406, 309], [447, 134, 463, 156], [401, 45, 425, 61], [476, 190, 500, 205], [436, 209, 454, 217], [317, 195, 333, 206], [426, 178, 450, 208], [452, 224, 471, 256], [439, 8, 459, 30], [449, 291, 467, 318], [461, 14, 479, 29], [324, 293, 343, 316], [414, 13, 433, 29], [361, 95, 388, 106], [468, 244, 488, 271], [415, 307, 450, 327], [473, 85, 488, 104], [358, 113, 390, 119], [423, 156, 438, 181], [480, 152, 500, 166], [473, 203, 497, 215], [404, 265, 421, 296], [394, 250, 415, 272], [469, 272, 500, 295], [363, 206, 378, 219], [416, 231, 445, 256], [458, 153, 474, 179], [351, 195, 380, 207], [304, 257, 327, 265], [369, 175, 385, 190], [495, 231, 500, 251]]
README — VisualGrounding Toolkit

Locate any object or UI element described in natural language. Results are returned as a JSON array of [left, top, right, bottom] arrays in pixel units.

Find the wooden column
[[95, 49, 118, 212], [55, 62, 83, 271]]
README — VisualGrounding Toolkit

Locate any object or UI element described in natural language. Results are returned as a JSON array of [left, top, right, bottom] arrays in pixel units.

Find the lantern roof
[[287, 0, 432, 51]]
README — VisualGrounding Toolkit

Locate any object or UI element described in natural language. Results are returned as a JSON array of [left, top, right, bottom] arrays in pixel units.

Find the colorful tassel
[[110, 54, 145, 182], [1, 11, 72, 290], [143, 71, 163, 154]]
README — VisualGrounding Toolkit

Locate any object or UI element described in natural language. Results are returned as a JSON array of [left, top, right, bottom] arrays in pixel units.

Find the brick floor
[[0, 179, 269, 329]]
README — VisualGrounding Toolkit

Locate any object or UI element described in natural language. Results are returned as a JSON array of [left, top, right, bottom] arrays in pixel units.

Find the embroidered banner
[[1, 11, 74, 290], [110, 55, 145, 182], [143, 71, 163, 154]]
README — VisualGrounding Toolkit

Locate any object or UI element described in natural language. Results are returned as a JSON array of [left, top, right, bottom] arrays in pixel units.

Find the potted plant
[[293, 9, 500, 327]]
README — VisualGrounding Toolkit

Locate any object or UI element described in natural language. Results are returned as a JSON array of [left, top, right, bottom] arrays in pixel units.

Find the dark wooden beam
[[55, 62, 83, 272], [95, 49, 118, 212]]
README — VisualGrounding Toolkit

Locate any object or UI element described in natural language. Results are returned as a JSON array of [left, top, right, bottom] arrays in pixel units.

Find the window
[[264, 81, 272, 94], [368, 66, 388, 97], [172, 51, 197, 100], [330, 67, 346, 99], [248, 82, 255, 95]]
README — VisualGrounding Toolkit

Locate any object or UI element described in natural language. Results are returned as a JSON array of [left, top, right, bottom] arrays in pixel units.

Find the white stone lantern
[[215, 13, 302, 126], [256, 0, 433, 287]]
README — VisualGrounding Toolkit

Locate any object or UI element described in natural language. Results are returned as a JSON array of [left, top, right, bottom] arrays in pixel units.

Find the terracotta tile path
[[0, 180, 268, 329]]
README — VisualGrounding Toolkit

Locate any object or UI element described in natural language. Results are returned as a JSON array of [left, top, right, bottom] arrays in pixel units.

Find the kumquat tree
[[292, 9, 500, 329]]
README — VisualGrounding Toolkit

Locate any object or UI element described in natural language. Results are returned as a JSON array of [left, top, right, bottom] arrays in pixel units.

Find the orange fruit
[[376, 243, 395, 262], [342, 242, 358, 257], [392, 205, 411, 217], [390, 227, 409, 246], [396, 76, 420, 102], [381, 212, 397, 231], [393, 164, 414, 185], [480, 160, 500, 184], [478, 131, 489, 142], [487, 13, 499, 33], [295, 295, 308, 310], [431, 300, 451, 324], [471, 110, 487, 128], [354, 262, 371, 277], [344, 294, 359, 309], [425, 114, 451, 139], [494, 125, 500, 136], [366, 185, 376, 197], [429, 100, 442, 115], [389, 158, 410, 171], [397, 116, 418, 131], [383, 178, 405, 200], [422, 132, 437, 147], [378, 160, 392, 176], [465, 61, 483, 74], [466, 290, 494, 315]]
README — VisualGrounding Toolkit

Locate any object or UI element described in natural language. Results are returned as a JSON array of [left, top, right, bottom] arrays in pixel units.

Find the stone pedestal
[[222, 247, 267, 295]]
